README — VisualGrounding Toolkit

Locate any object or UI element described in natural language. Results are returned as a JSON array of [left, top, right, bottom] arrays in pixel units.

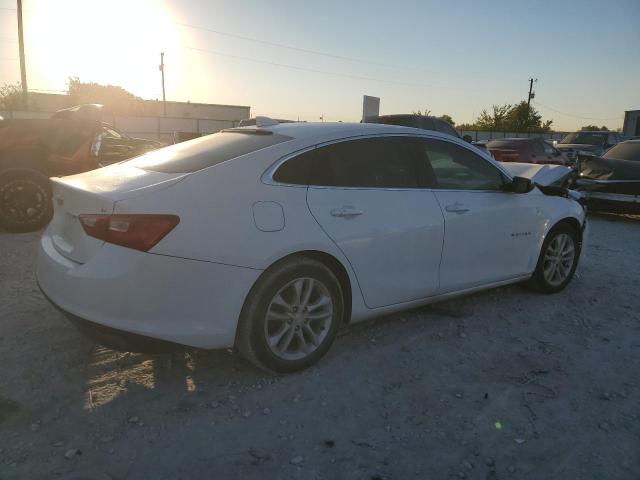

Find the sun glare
[[27, 0, 185, 99]]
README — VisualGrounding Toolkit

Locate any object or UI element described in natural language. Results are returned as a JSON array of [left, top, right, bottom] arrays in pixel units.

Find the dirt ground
[[1, 213, 639, 480]]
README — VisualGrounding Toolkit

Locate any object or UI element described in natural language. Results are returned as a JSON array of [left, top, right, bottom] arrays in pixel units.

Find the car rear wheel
[[0, 169, 53, 232], [236, 257, 343, 373], [528, 223, 580, 293]]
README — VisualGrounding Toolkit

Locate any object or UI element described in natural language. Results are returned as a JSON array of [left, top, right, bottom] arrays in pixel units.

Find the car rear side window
[[128, 131, 292, 173], [310, 137, 419, 188], [273, 149, 315, 184], [420, 138, 504, 191]]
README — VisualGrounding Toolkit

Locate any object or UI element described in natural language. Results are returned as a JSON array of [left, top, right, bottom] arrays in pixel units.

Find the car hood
[[501, 162, 572, 186], [556, 144, 601, 151]]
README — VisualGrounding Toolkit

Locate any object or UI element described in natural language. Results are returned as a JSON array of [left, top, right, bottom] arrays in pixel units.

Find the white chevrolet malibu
[[37, 120, 586, 373]]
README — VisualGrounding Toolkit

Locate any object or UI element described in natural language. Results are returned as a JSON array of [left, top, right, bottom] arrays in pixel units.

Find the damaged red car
[[0, 104, 161, 232]]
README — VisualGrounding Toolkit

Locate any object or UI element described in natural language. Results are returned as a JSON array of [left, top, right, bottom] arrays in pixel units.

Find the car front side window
[[420, 138, 504, 191]]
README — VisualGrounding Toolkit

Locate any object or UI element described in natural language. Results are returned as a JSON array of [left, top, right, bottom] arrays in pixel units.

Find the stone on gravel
[[598, 422, 611, 431], [64, 448, 81, 459], [290, 455, 303, 465]]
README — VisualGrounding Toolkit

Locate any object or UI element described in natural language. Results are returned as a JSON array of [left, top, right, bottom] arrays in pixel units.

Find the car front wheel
[[528, 223, 580, 293], [236, 257, 343, 373]]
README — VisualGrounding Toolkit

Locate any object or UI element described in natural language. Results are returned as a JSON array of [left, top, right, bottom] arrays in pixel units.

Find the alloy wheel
[[542, 233, 576, 287], [264, 277, 334, 361]]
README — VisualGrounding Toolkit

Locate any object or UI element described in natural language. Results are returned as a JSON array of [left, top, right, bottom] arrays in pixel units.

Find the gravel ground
[[1, 213, 639, 480]]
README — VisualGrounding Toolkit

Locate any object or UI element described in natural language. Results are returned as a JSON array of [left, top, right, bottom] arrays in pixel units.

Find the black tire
[[0, 169, 53, 232], [236, 257, 344, 374], [527, 223, 581, 293]]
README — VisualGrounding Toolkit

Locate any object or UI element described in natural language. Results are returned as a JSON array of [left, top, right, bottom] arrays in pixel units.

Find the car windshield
[[127, 130, 293, 173], [103, 127, 122, 139], [559, 132, 607, 145], [602, 142, 640, 161]]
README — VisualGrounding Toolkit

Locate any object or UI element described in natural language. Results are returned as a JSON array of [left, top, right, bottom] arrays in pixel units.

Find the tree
[[581, 125, 608, 131], [413, 108, 432, 116], [0, 81, 37, 110], [471, 102, 552, 132], [438, 114, 455, 126], [505, 101, 552, 133], [67, 77, 141, 115], [475, 104, 511, 130]]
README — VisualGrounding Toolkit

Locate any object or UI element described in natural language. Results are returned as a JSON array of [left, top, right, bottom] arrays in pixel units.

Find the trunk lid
[[48, 162, 187, 264]]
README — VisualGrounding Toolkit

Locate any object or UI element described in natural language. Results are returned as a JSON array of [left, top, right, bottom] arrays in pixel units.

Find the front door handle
[[445, 202, 470, 214], [330, 206, 364, 218]]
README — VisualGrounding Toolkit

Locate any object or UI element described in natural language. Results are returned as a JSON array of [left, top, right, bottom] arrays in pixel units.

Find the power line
[[532, 100, 622, 121], [183, 45, 476, 92], [175, 21, 408, 71]]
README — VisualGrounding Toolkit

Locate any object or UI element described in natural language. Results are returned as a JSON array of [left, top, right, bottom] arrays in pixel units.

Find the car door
[[529, 140, 546, 163], [542, 140, 565, 164], [305, 136, 445, 308], [417, 137, 543, 293]]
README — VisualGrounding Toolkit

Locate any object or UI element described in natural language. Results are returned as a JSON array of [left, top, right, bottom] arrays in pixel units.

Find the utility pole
[[526, 78, 537, 131], [17, 0, 28, 108], [159, 52, 166, 116]]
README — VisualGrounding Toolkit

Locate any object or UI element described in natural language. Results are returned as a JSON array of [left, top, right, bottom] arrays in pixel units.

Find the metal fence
[[458, 130, 570, 142], [0, 109, 246, 143]]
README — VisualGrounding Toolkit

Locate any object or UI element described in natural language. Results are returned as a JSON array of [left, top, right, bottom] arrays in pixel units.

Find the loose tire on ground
[[235, 257, 344, 374], [0, 169, 53, 232], [527, 222, 581, 293]]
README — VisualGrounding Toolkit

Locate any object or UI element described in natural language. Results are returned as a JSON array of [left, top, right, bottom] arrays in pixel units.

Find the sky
[[1, 0, 639, 130]]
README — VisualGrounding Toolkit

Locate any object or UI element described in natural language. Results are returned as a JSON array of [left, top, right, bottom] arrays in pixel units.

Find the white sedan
[[37, 120, 586, 373]]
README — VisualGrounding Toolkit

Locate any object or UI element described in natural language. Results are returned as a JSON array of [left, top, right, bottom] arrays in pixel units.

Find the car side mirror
[[462, 134, 473, 143], [508, 176, 534, 194]]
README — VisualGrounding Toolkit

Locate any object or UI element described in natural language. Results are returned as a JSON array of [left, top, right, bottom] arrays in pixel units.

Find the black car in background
[[576, 139, 640, 213], [97, 123, 162, 166], [366, 114, 461, 139], [556, 131, 622, 163]]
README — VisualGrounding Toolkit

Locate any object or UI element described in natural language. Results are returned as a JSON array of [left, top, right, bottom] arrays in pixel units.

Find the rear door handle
[[445, 202, 470, 214], [330, 206, 364, 218]]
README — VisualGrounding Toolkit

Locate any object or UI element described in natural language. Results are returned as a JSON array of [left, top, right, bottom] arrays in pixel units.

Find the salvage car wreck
[[574, 140, 640, 214], [0, 104, 161, 232]]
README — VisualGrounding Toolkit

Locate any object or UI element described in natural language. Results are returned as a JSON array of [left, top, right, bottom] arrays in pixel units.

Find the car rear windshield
[[127, 130, 293, 173], [603, 142, 640, 162], [486, 140, 526, 150], [559, 132, 606, 145]]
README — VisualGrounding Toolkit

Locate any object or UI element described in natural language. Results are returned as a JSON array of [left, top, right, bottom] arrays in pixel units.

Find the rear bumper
[[37, 233, 261, 349], [39, 283, 186, 353]]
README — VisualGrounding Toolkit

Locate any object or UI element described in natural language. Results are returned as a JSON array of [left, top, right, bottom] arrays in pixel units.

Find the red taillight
[[494, 153, 520, 162], [79, 214, 180, 252]]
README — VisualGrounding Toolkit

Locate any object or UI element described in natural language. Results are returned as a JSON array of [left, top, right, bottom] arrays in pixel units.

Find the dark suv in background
[[556, 130, 622, 162], [366, 114, 460, 139]]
